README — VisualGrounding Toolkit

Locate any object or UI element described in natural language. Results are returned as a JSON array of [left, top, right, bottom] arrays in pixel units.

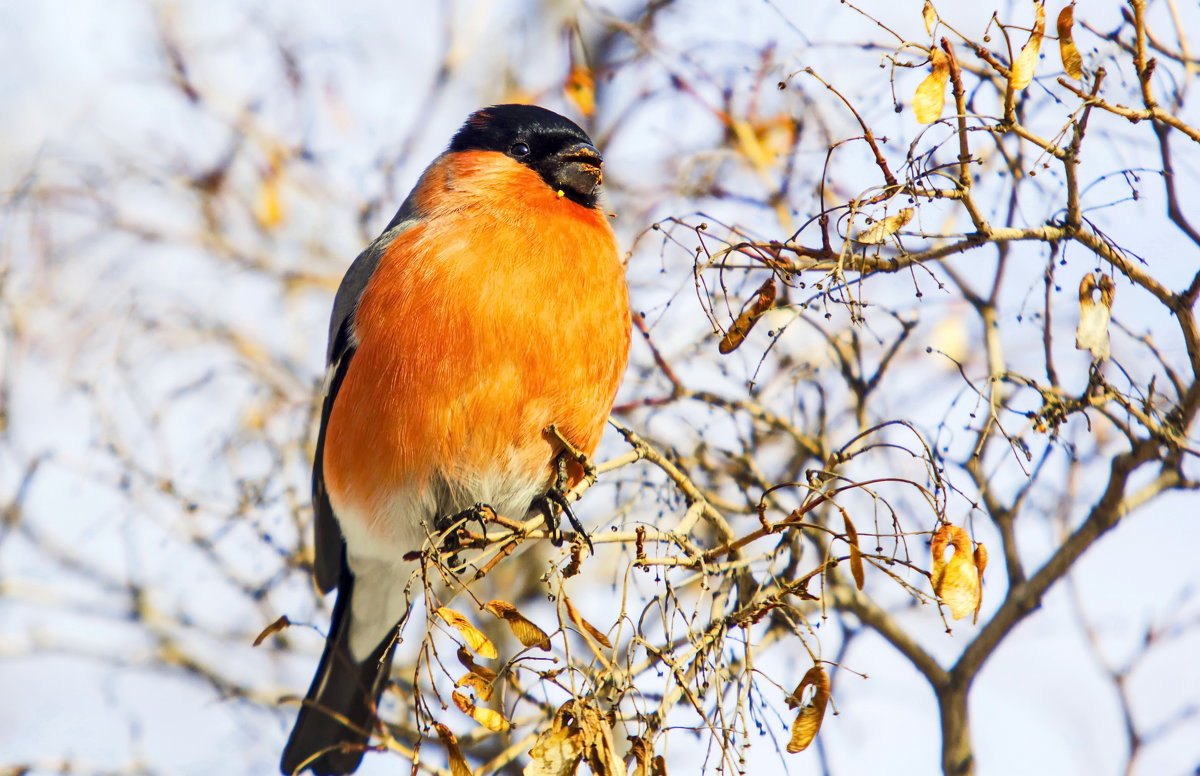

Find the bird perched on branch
[[281, 104, 630, 775]]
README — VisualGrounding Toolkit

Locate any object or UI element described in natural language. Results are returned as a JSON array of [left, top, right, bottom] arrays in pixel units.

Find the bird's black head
[[449, 104, 603, 209]]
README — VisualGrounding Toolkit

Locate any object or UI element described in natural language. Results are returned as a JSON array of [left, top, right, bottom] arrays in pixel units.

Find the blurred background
[[2, 1, 1199, 775]]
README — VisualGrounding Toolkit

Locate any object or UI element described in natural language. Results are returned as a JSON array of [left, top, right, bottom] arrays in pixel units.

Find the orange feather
[[323, 151, 629, 535]]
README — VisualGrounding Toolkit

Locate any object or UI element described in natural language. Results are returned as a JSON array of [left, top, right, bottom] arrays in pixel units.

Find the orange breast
[[322, 151, 630, 534]]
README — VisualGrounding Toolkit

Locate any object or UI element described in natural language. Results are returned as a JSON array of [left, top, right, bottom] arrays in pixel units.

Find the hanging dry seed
[[1010, 1, 1046, 90], [785, 665, 831, 753], [452, 690, 510, 732], [913, 49, 949, 124], [565, 65, 596, 117], [484, 599, 552, 651], [563, 595, 613, 648], [252, 614, 290, 647], [526, 702, 585, 776], [931, 525, 982, 621], [856, 207, 914, 244], [718, 277, 777, 354], [972, 543, 989, 623], [436, 606, 498, 658], [1075, 272, 1115, 360], [1057, 4, 1083, 79], [844, 513, 865, 591], [433, 723, 472, 776]]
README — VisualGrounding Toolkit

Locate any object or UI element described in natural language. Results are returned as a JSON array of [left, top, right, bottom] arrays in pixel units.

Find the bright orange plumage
[[325, 151, 627, 529], [282, 105, 629, 776]]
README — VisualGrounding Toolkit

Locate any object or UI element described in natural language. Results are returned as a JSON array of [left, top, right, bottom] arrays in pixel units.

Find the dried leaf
[[930, 314, 969, 364], [1075, 272, 1115, 360], [730, 118, 774, 173], [254, 148, 286, 230], [1057, 4, 1083, 79], [437, 607, 498, 659], [1010, 1, 1046, 91], [564, 65, 595, 117], [922, 0, 937, 36], [472, 706, 509, 732], [525, 703, 584, 776], [843, 514, 864, 591], [455, 646, 500, 701], [629, 737, 652, 776], [563, 596, 613, 649], [252, 614, 290, 647], [456, 646, 492, 673], [785, 665, 830, 753], [856, 207, 914, 244], [453, 690, 510, 732], [434, 723, 473, 776], [578, 703, 622, 776], [931, 525, 981, 621], [719, 277, 777, 354], [973, 543, 989, 624], [485, 599, 551, 651], [456, 670, 495, 701], [913, 49, 949, 124]]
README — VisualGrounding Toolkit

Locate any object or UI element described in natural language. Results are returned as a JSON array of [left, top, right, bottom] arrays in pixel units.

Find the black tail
[[281, 570, 396, 776]]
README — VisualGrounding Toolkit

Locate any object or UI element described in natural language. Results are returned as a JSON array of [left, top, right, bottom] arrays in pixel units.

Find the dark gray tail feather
[[281, 569, 396, 776]]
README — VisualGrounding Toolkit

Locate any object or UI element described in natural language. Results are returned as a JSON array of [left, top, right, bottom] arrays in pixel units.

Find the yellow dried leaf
[[472, 706, 510, 732], [931, 525, 981, 621], [437, 607, 498, 659], [1057, 5, 1083, 79], [434, 723, 473, 776], [252, 614, 290, 647], [485, 600, 551, 651], [629, 738, 652, 776], [913, 49, 949, 124], [731, 118, 774, 173], [719, 277, 777, 354], [973, 543, 989, 623], [253, 148, 286, 230], [1010, 2, 1046, 91], [1075, 272, 1115, 360], [565, 65, 596, 117], [922, 0, 937, 36], [452, 690, 510, 732], [930, 314, 969, 365], [577, 702, 622, 775], [843, 514, 864, 591], [785, 665, 830, 753], [455, 646, 499, 691], [563, 596, 612, 649], [456, 645, 490, 672], [856, 207, 914, 244], [456, 670, 496, 701], [525, 703, 584, 776]]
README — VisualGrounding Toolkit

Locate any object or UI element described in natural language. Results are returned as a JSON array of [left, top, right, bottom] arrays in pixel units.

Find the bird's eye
[[508, 141, 531, 158]]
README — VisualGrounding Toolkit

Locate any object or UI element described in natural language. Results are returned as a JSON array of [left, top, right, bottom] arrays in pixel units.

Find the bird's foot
[[532, 449, 593, 552], [543, 423, 598, 485], [434, 503, 494, 568]]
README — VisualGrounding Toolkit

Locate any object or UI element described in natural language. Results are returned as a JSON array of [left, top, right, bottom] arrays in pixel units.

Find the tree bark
[[939, 679, 974, 776]]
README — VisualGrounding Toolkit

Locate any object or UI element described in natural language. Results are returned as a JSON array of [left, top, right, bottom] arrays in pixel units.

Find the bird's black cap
[[449, 104, 603, 208]]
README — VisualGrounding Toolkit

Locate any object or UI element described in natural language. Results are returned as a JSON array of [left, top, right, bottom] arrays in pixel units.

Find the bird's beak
[[551, 142, 603, 198]]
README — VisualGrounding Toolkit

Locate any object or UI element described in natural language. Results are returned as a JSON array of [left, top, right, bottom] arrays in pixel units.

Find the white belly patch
[[330, 463, 549, 659]]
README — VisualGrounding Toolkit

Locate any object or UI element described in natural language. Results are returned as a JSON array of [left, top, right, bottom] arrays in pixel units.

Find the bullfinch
[[280, 104, 631, 775]]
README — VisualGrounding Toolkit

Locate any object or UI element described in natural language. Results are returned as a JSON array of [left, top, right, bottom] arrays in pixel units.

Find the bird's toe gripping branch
[[434, 502, 494, 568], [533, 442, 594, 552]]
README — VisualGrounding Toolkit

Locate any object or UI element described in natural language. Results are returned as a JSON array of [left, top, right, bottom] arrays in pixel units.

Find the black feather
[[280, 566, 396, 776]]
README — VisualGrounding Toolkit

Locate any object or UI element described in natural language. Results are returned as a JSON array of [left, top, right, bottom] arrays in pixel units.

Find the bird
[[280, 104, 631, 776]]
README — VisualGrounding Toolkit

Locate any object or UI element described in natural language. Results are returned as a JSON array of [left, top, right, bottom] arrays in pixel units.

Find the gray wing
[[311, 195, 422, 593]]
